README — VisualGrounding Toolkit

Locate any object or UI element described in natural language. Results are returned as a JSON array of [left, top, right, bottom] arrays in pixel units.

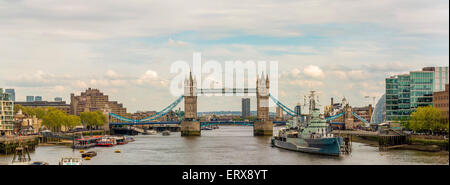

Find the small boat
[[59, 157, 82, 165], [81, 151, 97, 158], [115, 150, 121, 153], [96, 137, 116, 147], [115, 136, 128, 145], [125, 136, 135, 142], [162, 130, 170, 136], [142, 130, 157, 135], [84, 157, 91, 160], [201, 127, 213, 130], [73, 137, 99, 149], [30, 161, 49, 165]]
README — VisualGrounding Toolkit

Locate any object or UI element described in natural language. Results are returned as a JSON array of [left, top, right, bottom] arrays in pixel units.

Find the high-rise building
[[294, 104, 301, 116], [35, 96, 43, 101], [241, 98, 251, 118], [5, 89, 15, 102], [276, 107, 283, 119], [26, 96, 34, 102], [54, 97, 63, 102], [385, 66, 449, 121], [371, 94, 386, 124], [70, 88, 127, 117], [1, 88, 14, 136]]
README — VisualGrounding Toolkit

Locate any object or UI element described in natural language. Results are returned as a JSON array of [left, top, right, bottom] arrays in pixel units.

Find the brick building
[[433, 84, 449, 121], [70, 88, 127, 117]]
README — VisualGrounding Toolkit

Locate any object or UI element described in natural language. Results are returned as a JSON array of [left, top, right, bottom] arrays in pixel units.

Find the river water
[[1, 126, 448, 165]]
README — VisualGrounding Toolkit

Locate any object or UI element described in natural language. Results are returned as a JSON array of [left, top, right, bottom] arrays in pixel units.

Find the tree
[[80, 111, 107, 130], [409, 106, 448, 134], [42, 109, 66, 132], [64, 115, 81, 130]]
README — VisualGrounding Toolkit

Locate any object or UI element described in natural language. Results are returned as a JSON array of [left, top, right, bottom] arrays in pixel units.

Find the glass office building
[[385, 67, 449, 121]]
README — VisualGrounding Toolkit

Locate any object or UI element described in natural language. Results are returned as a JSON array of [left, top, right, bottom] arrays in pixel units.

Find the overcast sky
[[0, 0, 448, 113]]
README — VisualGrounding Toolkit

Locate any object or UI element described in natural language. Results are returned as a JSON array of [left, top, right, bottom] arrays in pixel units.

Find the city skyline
[[0, 0, 449, 113]]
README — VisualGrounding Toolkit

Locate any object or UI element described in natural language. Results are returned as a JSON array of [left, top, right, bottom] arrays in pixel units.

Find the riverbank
[[347, 134, 449, 152]]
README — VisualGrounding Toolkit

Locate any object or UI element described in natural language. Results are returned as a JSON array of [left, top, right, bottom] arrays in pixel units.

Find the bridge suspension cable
[[325, 112, 345, 121], [139, 95, 185, 122], [351, 112, 369, 125], [108, 95, 185, 123], [268, 94, 299, 116]]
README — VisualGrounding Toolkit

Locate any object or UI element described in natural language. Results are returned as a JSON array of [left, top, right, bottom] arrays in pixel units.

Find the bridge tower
[[254, 73, 273, 136], [342, 99, 354, 130], [181, 71, 201, 136]]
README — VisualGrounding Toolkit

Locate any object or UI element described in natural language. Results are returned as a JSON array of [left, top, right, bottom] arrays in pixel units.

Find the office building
[[295, 104, 301, 116], [35, 96, 42, 101], [54, 97, 63, 102], [1, 88, 14, 136], [241, 98, 250, 118], [5, 89, 15, 102], [15, 101, 71, 114], [385, 66, 449, 121], [26, 96, 34, 102]]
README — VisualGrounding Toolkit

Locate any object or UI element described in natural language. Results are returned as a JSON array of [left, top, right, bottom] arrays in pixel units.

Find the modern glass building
[[385, 77, 399, 121], [5, 89, 15, 102], [0, 88, 14, 136], [26, 96, 34, 102], [385, 67, 449, 121], [35, 96, 43, 101]]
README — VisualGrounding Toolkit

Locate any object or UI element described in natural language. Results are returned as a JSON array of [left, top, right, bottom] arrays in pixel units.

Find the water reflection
[[0, 126, 448, 165]]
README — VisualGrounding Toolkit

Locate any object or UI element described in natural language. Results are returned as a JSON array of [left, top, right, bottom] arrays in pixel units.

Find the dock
[[332, 129, 409, 150], [0, 136, 39, 155]]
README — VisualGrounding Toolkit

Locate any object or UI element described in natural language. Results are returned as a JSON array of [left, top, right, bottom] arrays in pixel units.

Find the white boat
[[162, 130, 170, 136], [59, 157, 82, 165], [143, 130, 157, 135]]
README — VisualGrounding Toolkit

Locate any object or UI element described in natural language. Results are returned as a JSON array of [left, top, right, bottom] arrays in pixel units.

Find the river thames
[[1, 126, 448, 165]]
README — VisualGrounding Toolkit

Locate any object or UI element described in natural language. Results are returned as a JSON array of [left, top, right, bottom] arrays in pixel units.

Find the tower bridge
[[108, 72, 369, 136]]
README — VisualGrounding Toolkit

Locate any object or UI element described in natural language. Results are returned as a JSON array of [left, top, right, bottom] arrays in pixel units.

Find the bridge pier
[[253, 121, 273, 136], [181, 121, 201, 136]]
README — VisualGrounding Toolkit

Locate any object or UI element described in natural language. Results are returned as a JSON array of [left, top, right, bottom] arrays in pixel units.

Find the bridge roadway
[[109, 121, 287, 126]]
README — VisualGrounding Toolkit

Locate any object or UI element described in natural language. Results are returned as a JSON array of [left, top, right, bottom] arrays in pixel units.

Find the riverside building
[[0, 88, 14, 136], [385, 66, 449, 121]]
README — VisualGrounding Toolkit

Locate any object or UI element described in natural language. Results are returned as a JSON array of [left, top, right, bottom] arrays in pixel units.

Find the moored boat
[[73, 136, 99, 149], [162, 130, 170, 136], [272, 91, 348, 156], [125, 136, 135, 142], [59, 157, 82, 165], [115, 136, 128, 145], [96, 136, 117, 147]]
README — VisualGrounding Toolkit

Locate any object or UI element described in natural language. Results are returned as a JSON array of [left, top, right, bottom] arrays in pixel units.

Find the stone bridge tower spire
[[184, 71, 197, 121], [254, 72, 273, 136], [181, 71, 200, 136]]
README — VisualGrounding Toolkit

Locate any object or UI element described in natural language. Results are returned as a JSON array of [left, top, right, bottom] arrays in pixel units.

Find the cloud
[[168, 38, 189, 46], [303, 65, 325, 79]]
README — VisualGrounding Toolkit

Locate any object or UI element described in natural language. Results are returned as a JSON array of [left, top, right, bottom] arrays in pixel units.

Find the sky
[[0, 0, 448, 113]]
